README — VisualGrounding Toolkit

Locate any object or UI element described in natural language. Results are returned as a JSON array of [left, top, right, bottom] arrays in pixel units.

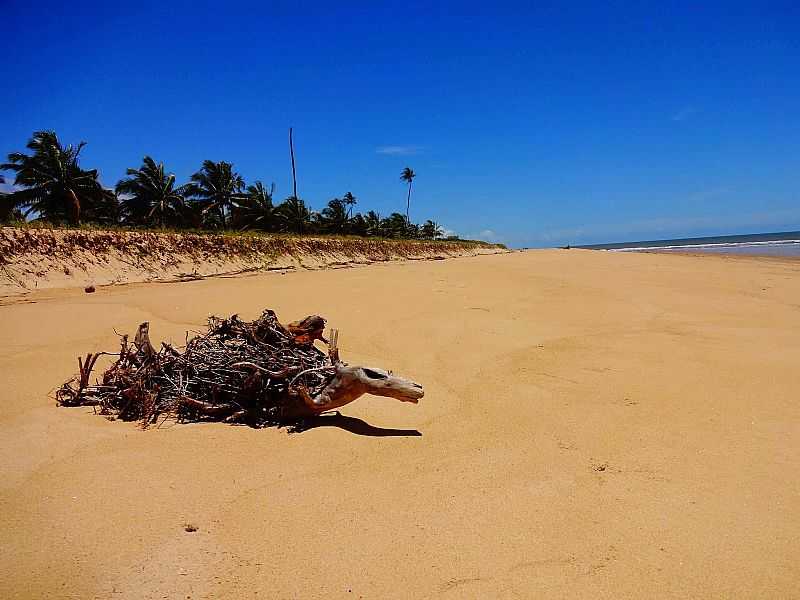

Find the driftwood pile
[[57, 310, 337, 428]]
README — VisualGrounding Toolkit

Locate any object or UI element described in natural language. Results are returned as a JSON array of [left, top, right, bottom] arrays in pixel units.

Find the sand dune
[[1, 250, 798, 598], [0, 227, 503, 298]]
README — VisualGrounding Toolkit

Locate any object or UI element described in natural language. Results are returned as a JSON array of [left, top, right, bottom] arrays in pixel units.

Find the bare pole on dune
[[289, 127, 298, 200]]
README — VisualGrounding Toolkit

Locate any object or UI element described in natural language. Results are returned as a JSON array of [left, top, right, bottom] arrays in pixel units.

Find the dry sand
[[1, 249, 798, 598]]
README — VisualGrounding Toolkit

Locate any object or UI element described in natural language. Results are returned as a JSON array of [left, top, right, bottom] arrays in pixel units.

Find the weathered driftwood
[[57, 309, 423, 429]]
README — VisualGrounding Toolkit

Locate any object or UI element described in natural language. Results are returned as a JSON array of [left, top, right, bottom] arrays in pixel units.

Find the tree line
[[0, 130, 447, 240]]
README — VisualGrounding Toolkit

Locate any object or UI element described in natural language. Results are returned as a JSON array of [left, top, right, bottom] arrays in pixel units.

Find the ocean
[[577, 231, 800, 257]]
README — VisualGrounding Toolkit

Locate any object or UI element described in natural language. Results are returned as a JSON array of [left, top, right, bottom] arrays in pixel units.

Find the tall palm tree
[[276, 196, 312, 234], [400, 167, 415, 226], [233, 181, 276, 231], [183, 160, 245, 228], [116, 156, 186, 228], [342, 191, 357, 219], [1, 130, 108, 224]]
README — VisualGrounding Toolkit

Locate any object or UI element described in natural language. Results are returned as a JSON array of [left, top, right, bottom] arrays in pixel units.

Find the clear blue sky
[[2, 1, 798, 247]]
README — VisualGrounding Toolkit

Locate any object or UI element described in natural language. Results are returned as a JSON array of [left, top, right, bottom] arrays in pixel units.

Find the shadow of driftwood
[[300, 413, 422, 437]]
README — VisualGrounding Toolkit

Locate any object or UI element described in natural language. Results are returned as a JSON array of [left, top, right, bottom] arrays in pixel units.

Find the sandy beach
[[1, 249, 798, 599]]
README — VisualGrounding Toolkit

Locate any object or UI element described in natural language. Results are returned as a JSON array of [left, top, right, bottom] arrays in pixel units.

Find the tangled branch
[[56, 309, 335, 429]]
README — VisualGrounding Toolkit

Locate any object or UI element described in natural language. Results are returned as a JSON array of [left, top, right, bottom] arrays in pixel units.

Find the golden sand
[[1, 250, 798, 598]]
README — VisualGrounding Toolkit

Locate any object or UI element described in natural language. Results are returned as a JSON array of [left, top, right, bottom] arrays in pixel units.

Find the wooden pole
[[289, 127, 298, 200]]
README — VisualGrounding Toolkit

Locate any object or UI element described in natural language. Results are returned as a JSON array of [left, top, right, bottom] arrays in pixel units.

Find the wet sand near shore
[[1, 250, 798, 598]]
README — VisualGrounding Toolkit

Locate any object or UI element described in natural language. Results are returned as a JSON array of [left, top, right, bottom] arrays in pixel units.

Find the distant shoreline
[[574, 230, 800, 257]]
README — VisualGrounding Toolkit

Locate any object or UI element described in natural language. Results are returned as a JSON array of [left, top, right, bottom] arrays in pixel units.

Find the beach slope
[[1, 250, 798, 598]]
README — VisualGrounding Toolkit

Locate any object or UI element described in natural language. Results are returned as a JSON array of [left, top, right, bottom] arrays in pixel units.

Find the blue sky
[[2, 1, 798, 247]]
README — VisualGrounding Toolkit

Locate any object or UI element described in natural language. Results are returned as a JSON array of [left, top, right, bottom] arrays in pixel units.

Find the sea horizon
[[575, 230, 800, 257]]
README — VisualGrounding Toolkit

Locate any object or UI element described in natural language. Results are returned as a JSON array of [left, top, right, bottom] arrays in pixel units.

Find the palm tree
[[381, 212, 410, 238], [420, 220, 443, 239], [400, 167, 416, 226], [364, 210, 382, 237], [1, 130, 109, 224], [116, 156, 186, 228], [275, 196, 312, 234], [348, 213, 368, 236], [233, 181, 276, 231], [82, 188, 120, 225], [320, 198, 348, 233], [342, 191, 357, 220], [178, 200, 207, 230], [183, 160, 245, 228], [0, 200, 24, 223], [0, 174, 13, 223]]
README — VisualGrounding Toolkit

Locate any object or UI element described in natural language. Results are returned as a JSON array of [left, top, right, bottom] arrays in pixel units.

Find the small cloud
[[476, 229, 503, 243], [442, 228, 457, 238], [376, 145, 423, 156], [672, 106, 697, 122]]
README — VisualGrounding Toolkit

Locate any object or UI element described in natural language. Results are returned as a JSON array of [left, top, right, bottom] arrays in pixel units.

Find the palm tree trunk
[[67, 188, 81, 224], [406, 182, 412, 226]]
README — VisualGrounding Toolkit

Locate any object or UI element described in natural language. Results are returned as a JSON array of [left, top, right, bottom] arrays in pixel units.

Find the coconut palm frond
[[116, 156, 186, 228], [3, 131, 109, 224]]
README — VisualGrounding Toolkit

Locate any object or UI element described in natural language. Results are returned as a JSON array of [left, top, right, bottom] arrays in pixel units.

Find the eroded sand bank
[[0, 227, 504, 298], [1, 250, 798, 598]]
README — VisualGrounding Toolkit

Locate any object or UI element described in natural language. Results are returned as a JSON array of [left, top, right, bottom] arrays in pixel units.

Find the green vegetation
[[1, 130, 452, 241]]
